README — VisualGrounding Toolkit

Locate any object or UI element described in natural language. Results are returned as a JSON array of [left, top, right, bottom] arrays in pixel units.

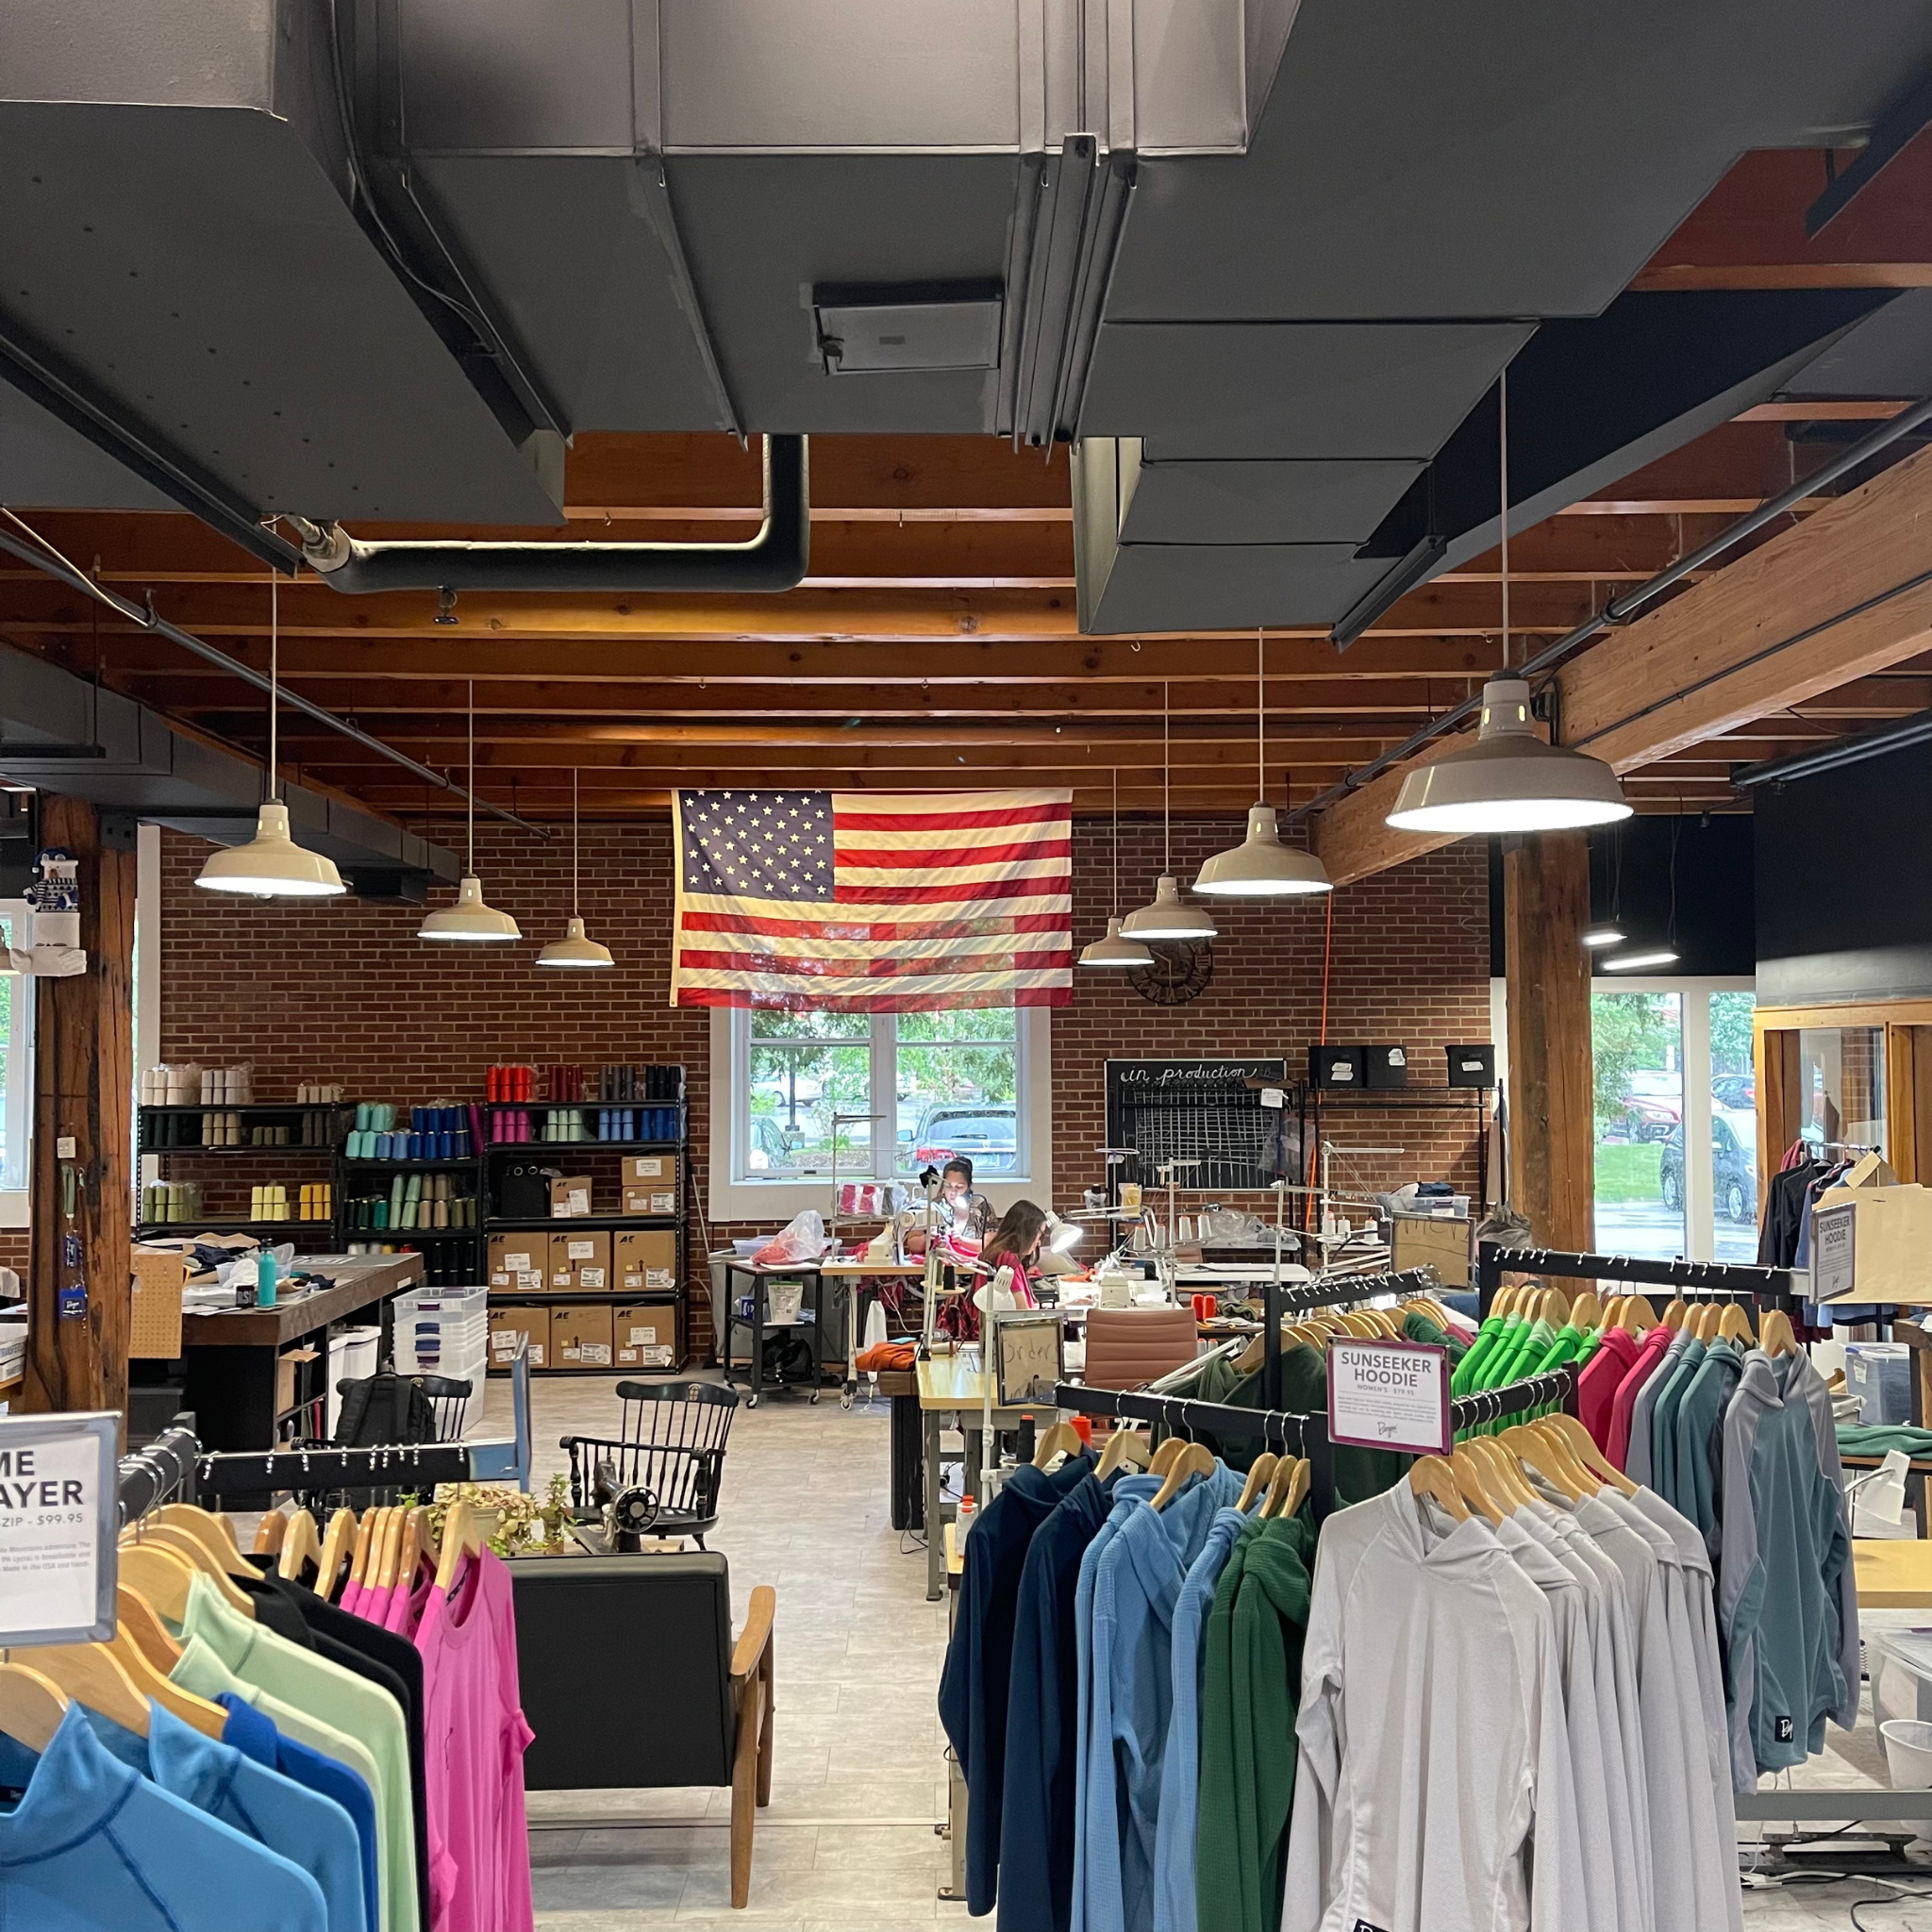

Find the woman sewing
[[904, 1157, 992, 1255]]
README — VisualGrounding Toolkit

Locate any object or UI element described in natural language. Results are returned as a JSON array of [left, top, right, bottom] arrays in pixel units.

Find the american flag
[[671, 788, 1074, 1011]]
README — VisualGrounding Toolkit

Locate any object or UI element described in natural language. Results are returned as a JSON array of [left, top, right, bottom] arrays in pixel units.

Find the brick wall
[[157, 816, 1491, 1356]]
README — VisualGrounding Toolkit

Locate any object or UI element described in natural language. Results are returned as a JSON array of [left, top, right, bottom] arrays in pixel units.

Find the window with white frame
[[711, 1004, 1050, 1217], [0, 905, 30, 1208]]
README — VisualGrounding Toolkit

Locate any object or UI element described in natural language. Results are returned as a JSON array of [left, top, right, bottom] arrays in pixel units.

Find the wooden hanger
[[107, 1623, 227, 1738], [1465, 1435, 1540, 1510], [153, 1505, 257, 1579], [1260, 1454, 1308, 1520], [1660, 1296, 1688, 1331], [1236, 1452, 1278, 1514], [1498, 1423, 1590, 1504], [345, 1507, 382, 1598], [1149, 1436, 1188, 1478], [127, 1524, 256, 1615], [0, 1662, 67, 1753], [391, 1508, 428, 1597], [1096, 1427, 1150, 1478], [315, 1507, 358, 1600], [433, 1498, 486, 1592], [1538, 1413, 1638, 1498], [1032, 1421, 1084, 1470], [278, 1508, 324, 1582], [1150, 1441, 1216, 1511], [1490, 1284, 1518, 1318], [1407, 1455, 1471, 1523], [255, 1509, 290, 1557], [116, 1584, 182, 1672], [1719, 1300, 1756, 1345], [1569, 1290, 1602, 1332], [1449, 1447, 1507, 1524], [377, 1507, 413, 1591], [1759, 1307, 1801, 1357], [117, 1541, 198, 1624], [8, 1641, 151, 1736], [1626, 1293, 1659, 1333]]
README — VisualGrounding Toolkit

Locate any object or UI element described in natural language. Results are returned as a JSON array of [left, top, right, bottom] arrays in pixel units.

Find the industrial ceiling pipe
[[1733, 702, 1932, 791], [291, 434, 808, 594]]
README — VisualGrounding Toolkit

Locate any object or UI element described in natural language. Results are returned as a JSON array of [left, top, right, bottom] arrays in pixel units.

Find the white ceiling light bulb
[[1124, 682, 1218, 939], [419, 678, 521, 941], [1081, 768, 1154, 969], [197, 571, 346, 899], [1582, 923, 1626, 948], [1386, 367, 1630, 837], [1194, 632, 1332, 897], [538, 770, 614, 968], [1599, 948, 1679, 972]]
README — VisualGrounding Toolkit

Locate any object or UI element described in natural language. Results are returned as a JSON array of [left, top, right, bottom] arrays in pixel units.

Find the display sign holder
[[0, 1409, 119, 1646], [1326, 1338, 1452, 1457]]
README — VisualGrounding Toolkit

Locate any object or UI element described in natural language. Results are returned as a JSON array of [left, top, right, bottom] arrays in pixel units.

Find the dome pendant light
[[1386, 369, 1631, 837], [196, 571, 346, 898], [1193, 633, 1332, 897], [1123, 682, 1218, 940], [1080, 769, 1155, 968], [418, 679, 522, 941], [537, 771, 614, 968]]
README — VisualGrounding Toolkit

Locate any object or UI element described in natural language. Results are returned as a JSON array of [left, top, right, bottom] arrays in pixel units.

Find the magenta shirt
[[415, 1550, 535, 1932]]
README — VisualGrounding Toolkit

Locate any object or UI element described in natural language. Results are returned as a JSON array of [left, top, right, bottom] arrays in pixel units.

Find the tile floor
[[491, 1374, 1929, 1929]]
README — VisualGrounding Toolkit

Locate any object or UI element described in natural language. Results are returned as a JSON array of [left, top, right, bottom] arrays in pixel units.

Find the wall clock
[[1127, 941, 1214, 1007]]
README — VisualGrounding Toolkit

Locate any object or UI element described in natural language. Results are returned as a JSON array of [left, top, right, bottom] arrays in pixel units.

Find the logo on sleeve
[[1774, 1716, 1794, 1742], [1355, 1922, 1391, 1932]]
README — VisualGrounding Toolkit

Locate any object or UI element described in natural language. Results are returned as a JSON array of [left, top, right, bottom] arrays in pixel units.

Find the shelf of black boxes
[[481, 1074, 689, 1369], [139, 1103, 353, 1152], [335, 1141, 486, 1291]]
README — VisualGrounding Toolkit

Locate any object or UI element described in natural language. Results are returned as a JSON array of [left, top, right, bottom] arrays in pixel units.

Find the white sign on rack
[[1327, 1339, 1451, 1456], [1812, 1201, 1857, 1302], [0, 1410, 119, 1645]]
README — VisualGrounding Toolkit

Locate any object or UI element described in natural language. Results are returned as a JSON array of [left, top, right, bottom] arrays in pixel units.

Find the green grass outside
[[1594, 1139, 1663, 1203]]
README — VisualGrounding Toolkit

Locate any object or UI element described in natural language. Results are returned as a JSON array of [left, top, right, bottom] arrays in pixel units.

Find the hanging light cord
[[1110, 767, 1121, 918], [1162, 682, 1172, 874], [1257, 630, 1268, 802], [466, 677, 475, 873], [1499, 366, 1510, 674], [266, 571, 278, 804], [572, 769, 581, 917]]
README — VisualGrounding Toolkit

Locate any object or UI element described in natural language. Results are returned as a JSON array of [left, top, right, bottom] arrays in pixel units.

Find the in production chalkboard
[[1104, 1058, 1290, 1193]]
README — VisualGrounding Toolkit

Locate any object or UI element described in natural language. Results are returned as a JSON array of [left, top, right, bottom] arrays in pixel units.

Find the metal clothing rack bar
[[192, 1441, 473, 1501], [1260, 1266, 1444, 1409], [117, 1423, 201, 1526], [1475, 1242, 1803, 1317]]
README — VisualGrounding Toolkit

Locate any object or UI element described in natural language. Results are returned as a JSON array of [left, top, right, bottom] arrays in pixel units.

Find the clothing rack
[[1474, 1242, 1803, 1317], [117, 1422, 201, 1526], [1256, 1265, 1443, 1409], [1053, 1363, 1577, 1521], [192, 1441, 475, 1505]]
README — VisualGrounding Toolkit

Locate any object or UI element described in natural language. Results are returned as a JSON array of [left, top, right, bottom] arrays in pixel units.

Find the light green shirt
[[180, 1574, 419, 1932]]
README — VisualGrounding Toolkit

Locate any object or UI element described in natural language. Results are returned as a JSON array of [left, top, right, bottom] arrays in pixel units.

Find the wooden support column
[[24, 795, 135, 1431], [1503, 830, 1595, 1248]]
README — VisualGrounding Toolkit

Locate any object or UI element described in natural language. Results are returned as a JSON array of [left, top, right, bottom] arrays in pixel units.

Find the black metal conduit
[[1286, 392, 1932, 827], [0, 525, 548, 840], [1732, 697, 1932, 791], [291, 434, 809, 595]]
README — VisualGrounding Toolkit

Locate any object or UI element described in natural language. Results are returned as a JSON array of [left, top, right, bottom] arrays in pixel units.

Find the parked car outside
[[912, 1103, 1018, 1174], [1622, 1069, 1684, 1142], [1711, 1074, 1757, 1111], [1658, 1113, 1757, 1223]]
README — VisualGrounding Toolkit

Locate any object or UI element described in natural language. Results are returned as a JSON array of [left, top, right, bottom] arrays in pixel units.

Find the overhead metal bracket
[[1807, 72, 1932, 237]]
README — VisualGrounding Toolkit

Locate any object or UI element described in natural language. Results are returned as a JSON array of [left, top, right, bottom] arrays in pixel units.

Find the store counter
[[178, 1251, 423, 1452], [1856, 1538, 1932, 1607]]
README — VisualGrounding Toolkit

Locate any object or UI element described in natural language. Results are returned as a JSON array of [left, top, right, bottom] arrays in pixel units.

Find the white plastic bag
[[862, 1298, 889, 1350], [751, 1208, 826, 1267]]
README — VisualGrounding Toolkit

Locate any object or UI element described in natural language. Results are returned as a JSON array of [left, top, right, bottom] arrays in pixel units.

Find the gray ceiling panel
[[1777, 290, 1932, 401], [1082, 322, 1535, 456], [0, 102, 562, 524], [412, 156, 733, 432], [1118, 447, 1424, 544], [1105, 0, 1932, 323], [0, 381, 174, 508], [1085, 541, 1390, 633], [664, 154, 1022, 432]]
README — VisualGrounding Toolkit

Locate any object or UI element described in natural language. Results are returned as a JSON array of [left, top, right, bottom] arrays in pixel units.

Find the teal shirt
[[1649, 1336, 1707, 1512], [1673, 1337, 1744, 1558]]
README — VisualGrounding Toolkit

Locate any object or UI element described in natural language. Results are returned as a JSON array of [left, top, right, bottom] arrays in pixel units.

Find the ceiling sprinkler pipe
[[291, 434, 808, 594]]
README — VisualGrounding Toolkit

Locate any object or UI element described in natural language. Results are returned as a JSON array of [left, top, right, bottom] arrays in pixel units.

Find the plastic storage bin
[[325, 1325, 382, 1438], [1847, 1342, 1913, 1426]]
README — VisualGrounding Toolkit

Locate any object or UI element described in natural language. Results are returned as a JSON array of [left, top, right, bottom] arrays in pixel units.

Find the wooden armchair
[[508, 1554, 778, 1908]]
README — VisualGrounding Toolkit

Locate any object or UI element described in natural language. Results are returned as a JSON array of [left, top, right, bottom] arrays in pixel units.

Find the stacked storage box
[[391, 1283, 489, 1434]]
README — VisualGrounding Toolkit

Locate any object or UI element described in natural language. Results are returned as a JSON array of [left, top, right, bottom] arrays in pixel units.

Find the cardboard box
[[622, 1154, 678, 1188], [489, 1304, 548, 1369], [612, 1301, 680, 1370], [548, 1229, 612, 1291], [615, 1227, 681, 1291], [623, 1185, 679, 1216], [549, 1174, 594, 1218], [488, 1234, 545, 1293], [275, 1346, 320, 1416], [1390, 1213, 1472, 1287], [1814, 1155, 1932, 1302], [550, 1304, 614, 1371]]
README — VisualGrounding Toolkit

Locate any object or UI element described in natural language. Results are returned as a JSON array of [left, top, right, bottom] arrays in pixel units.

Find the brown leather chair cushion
[[1081, 1306, 1199, 1393]]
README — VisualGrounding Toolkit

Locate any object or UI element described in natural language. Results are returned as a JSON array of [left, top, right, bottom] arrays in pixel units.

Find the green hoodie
[[1196, 1511, 1316, 1932], [1451, 1313, 1513, 1397]]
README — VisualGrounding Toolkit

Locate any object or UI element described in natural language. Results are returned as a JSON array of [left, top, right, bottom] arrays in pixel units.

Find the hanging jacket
[[1450, 1313, 1512, 1397], [1721, 1349, 1858, 1786], [1647, 1335, 1707, 1507], [1577, 1325, 1641, 1454], [1626, 1328, 1693, 1487], [1281, 1487, 1589, 1932], [1150, 1507, 1246, 1932], [1607, 1324, 1674, 1471], [1195, 1512, 1315, 1932], [0, 1703, 329, 1932], [1669, 1337, 1744, 1557], [999, 1470, 1125, 1932], [940, 1450, 1096, 1915], [1082, 1463, 1243, 1932]]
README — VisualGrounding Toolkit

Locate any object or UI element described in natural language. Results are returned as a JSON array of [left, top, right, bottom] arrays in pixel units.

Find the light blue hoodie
[[0, 1701, 327, 1932], [1151, 1507, 1246, 1932], [1082, 1463, 1244, 1932]]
